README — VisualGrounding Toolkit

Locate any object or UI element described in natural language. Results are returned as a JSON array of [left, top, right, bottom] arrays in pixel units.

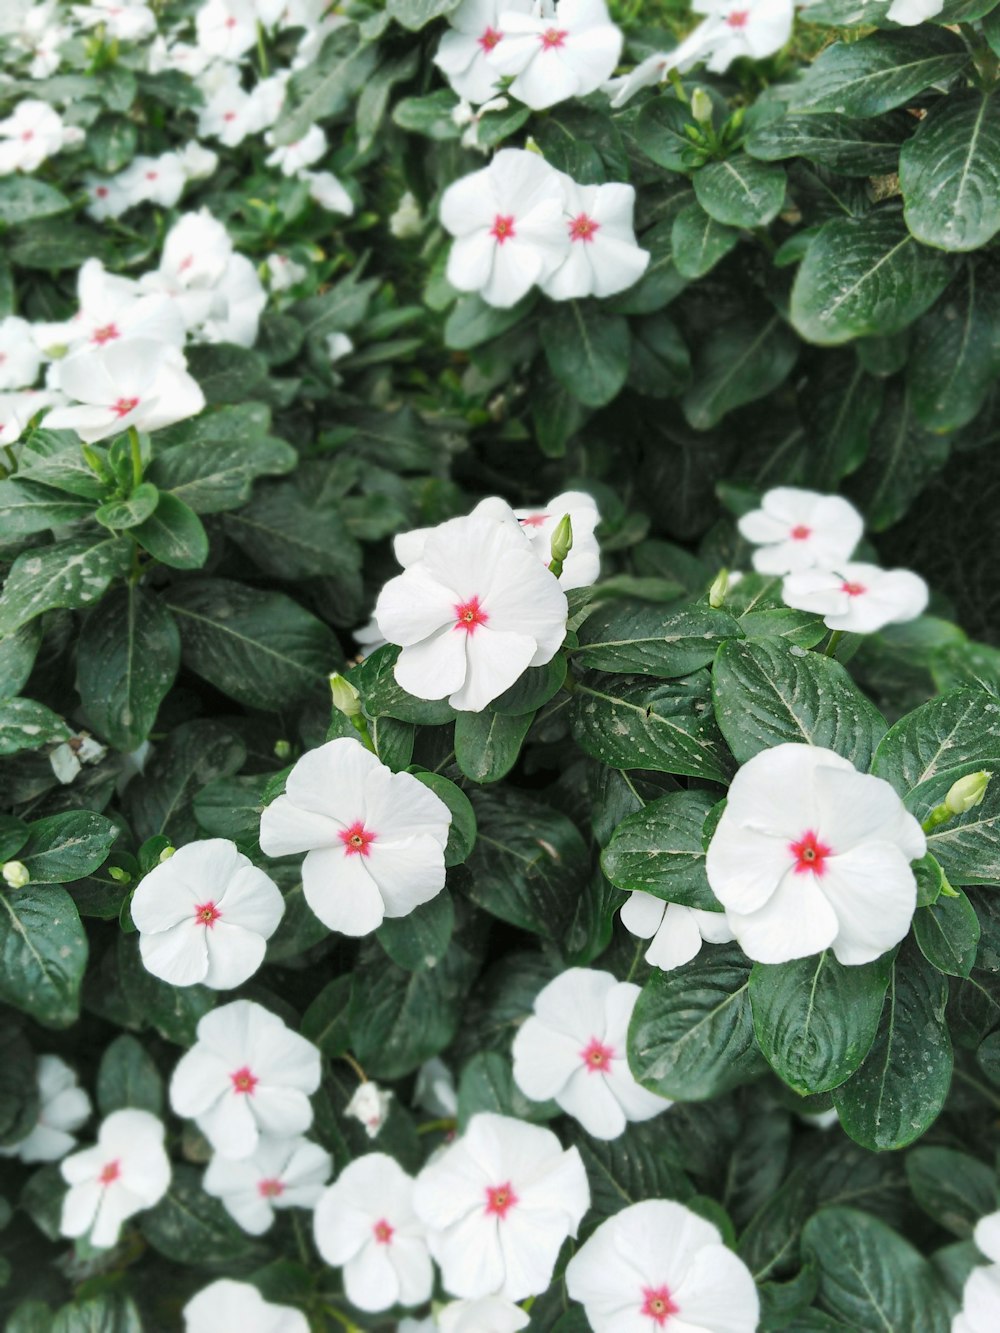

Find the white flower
[[375, 512, 568, 711], [265, 124, 326, 176], [440, 149, 569, 308], [199, 82, 255, 145], [0, 1056, 90, 1163], [178, 140, 219, 180], [886, 0, 944, 22], [266, 254, 308, 291], [148, 37, 215, 78], [259, 737, 451, 937], [33, 258, 187, 357], [605, 51, 674, 107], [130, 838, 285, 990], [354, 614, 389, 660], [706, 742, 926, 966], [541, 179, 649, 301], [247, 72, 289, 130], [203, 1134, 331, 1234], [50, 731, 108, 785], [737, 487, 863, 576], [620, 891, 735, 971], [73, 0, 157, 41], [345, 1081, 393, 1139], [169, 999, 322, 1160], [414, 1057, 459, 1119], [60, 1109, 171, 1249], [0, 388, 64, 445], [43, 339, 205, 443], [84, 175, 132, 221], [682, 0, 795, 76], [414, 1112, 590, 1301], [183, 1280, 309, 1333], [326, 332, 354, 364], [0, 100, 69, 173], [139, 208, 233, 331], [488, 0, 623, 111], [512, 967, 667, 1140], [782, 563, 929, 635], [200, 254, 267, 347], [566, 1199, 759, 1333], [955, 1211, 1000, 1333], [115, 153, 188, 210], [314, 1153, 434, 1313], [301, 169, 354, 214], [434, 0, 534, 105], [196, 0, 259, 59], [0, 316, 40, 389], [390, 190, 424, 239], [439, 1299, 530, 1333]]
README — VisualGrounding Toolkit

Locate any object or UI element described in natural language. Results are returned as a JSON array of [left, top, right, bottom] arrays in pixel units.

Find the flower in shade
[[781, 563, 929, 634], [566, 1199, 759, 1333], [541, 179, 649, 301], [620, 891, 735, 971], [434, 0, 534, 105], [0, 316, 41, 390], [414, 1112, 590, 1301], [258, 737, 451, 937], [955, 1210, 1000, 1333], [130, 839, 285, 990], [203, 1135, 331, 1234], [183, 1280, 309, 1333], [706, 743, 926, 966], [488, 0, 623, 111], [737, 487, 863, 576], [440, 149, 568, 308], [59, 1109, 171, 1249], [169, 1000, 322, 1160], [0, 1055, 90, 1164], [345, 1081, 393, 1139], [512, 967, 668, 1140], [314, 1153, 434, 1313], [375, 513, 568, 711]]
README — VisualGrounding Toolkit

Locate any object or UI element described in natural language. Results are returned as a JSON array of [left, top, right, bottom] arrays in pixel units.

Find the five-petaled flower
[[60, 1108, 171, 1249], [434, 0, 535, 105], [737, 487, 864, 576], [0, 1055, 90, 1164], [782, 562, 929, 634], [183, 1278, 310, 1333], [202, 1134, 331, 1234], [487, 0, 623, 111]]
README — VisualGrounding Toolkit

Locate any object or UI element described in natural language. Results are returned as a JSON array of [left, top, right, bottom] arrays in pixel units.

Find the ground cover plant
[[1, 0, 1000, 1329]]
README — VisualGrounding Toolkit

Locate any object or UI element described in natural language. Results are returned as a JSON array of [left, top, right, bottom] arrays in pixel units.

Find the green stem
[[128, 427, 143, 490], [324, 1306, 363, 1333], [292, 1211, 311, 1267], [823, 630, 844, 658], [256, 21, 270, 77], [625, 934, 646, 982], [417, 1117, 457, 1135], [350, 713, 377, 754], [668, 67, 688, 102], [922, 804, 954, 835], [3, 445, 17, 473]]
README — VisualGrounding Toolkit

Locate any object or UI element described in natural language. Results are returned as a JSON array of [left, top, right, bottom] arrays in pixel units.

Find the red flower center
[[225, 15, 237, 26], [790, 524, 811, 540], [258, 1177, 285, 1198], [194, 900, 221, 928], [338, 821, 376, 857], [95, 186, 109, 198], [231, 1066, 258, 1095], [726, 9, 749, 26], [541, 27, 568, 48], [454, 595, 488, 634], [478, 25, 502, 51], [373, 1218, 394, 1245], [485, 1181, 518, 1219], [99, 1159, 121, 1186], [790, 829, 832, 876], [112, 396, 140, 418], [92, 323, 120, 345], [841, 580, 867, 597], [223, 111, 237, 122], [569, 213, 600, 243], [145, 171, 158, 181], [490, 214, 516, 245], [580, 1036, 615, 1073], [641, 1286, 680, 1326]]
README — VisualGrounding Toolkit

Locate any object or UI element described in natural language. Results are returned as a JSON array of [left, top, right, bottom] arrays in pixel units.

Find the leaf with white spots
[[871, 687, 1000, 796], [0, 536, 131, 636], [900, 91, 1000, 252], [601, 789, 719, 909], [0, 884, 88, 1027], [0, 698, 71, 756], [18, 811, 119, 884], [693, 155, 787, 229]]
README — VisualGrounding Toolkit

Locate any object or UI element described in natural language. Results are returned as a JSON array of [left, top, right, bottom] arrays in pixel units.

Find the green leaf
[[789, 29, 970, 117], [574, 1119, 694, 1225], [671, 201, 739, 280], [96, 1034, 164, 1116], [871, 687, 1000, 795], [832, 947, 952, 1151], [147, 435, 297, 514], [123, 719, 246, 845], [386, 0, 461, 30], [94, 482, 160, 530], [0, 177, 71, 225], [142, 1164, 263, 1267], [575, 604, 742, 678], [540, 303, 630, 408], [77, 586, 180, 751], [908, 259, 1000, 431], [0, 536, 131, 635], [0, 885, 87, 1027], [693, 155, 786, 228], [354, 645, 456, 725], [491, 656, 567, 715], [745, 111, 912, 177], [0, 1018, 38, 1147], [0, 698, 71, 756], [117, 934, 214, 1046], [628, 946, 766, 1100], [14, 432, 108, 498], [412, 772, 477, 868], [572, 672, 732, 783], [926, 782, 1000, 886], [454, 709, 533, 784], [682, 313, 799, 429], [300, 976, 351, 1058], [0, 621, 42, 700], [89, 115, 137, 173], [276, 26, 378, 142], [790, 209, 956, 346], [900, 91, 1000, 252], [131, 492, 208, 570], [847, 383, 950, 531], [0, 479, 97, 536], [377, 890, 454, 972], [51, 1295, 143, 1333], [749, 952, 892, 1095], [915, 891, 981, 978], [19, 812, 119, 884], [601, 789, 719, 909], [165, 580, 339, 711], [458, 1050, 556, 1127], [193, 774, 266, 842], [628, 314, 691, 398], [222, 479, 362, 581], [712, 637, 887, 768], [634, 96, 698, 171], [906, 1146, 997, 1237]]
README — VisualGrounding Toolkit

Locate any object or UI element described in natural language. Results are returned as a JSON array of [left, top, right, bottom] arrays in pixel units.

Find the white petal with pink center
[[690, 0, 795, 75], [513, 967, 668, 1139], [566, 1199, 759, 1333], [0, 1055, 90, 1164], [265, 123, 327, 176], [0, 99, 69, 174], [706, 743, 926, 966], [620, 891, 735, 971], [737, 487, 863, 576], [60, 1108, 171, 1249], [33, 258, 187, 357], [183, 1279, 309, 1333], [375, 512, 568, 711], [413, 1112, 590, 1301], [781, 562, 929, 634], [195, 0, 259, 60], [258, 737, 451, 936], [345, 1080, 393, 1139], [130, 838, 285, 990], [542, 180, 649, 301], [203, 1134, 331, 1234], [434, 0, 535, 105], [439, 1298, 530, 1333], [488, 0, 623, 111], [314, 1153, 433, 1313], [169, 999, 322, 1160]]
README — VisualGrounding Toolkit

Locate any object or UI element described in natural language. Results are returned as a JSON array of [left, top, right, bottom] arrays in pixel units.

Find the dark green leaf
[[789, 30, 970, 116], [377, 890, 454, 972], [147, 436, 297, 514], [131, 493, 208, 570], [0, 885, 87, 1027], [19, 811, 118, 884], [0, 536, 131, 635], [601, 789, 719, 909], [683, 313, 798, 429], [576, 604, 742, 677], [693, 155, 786, 228], [671, 201, 739, 280], [540, 303, 630, 408], [900, 91, 1000, 252], [454, 709, 533, 784], [0, 698, 70, 756], [96, 1034, 164, 1116]]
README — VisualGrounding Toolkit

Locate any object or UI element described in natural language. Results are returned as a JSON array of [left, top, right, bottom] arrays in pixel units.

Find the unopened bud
[[708, 568, 728, 609], [330, 673, 362, 719], [550, 513, 574, 567], [2, 862, 29, 890], [108, 866, 131, 884], [158, 845, 175, 863], [691, 87, 713, 126], [274, 739, 292, 760], [946, 771, 991, 816]]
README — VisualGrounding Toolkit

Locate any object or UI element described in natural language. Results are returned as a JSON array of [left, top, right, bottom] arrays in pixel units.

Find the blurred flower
[[782, 563, 929, 634], [0, 1055, 90, 1163], [73, 0, 157, 42], [203, 1134, 331, 1233], [738, 487, 864, 576], [345, 1081, 393, 1139], [488, 0, 623, 111], [195, 0, 259, 60], [620, 891, 735, 971], [414, 1057, 458, 1119], [0, 316, 41, 390], [265, 123, 326, 176], [434, 0, 534, 105], [955, 1210, 1000, 1333], [0, 99, 74, 173], [32, 258, 186, 358], [60, 1109, 171, 1248], [390, 190, 424, 239], [183, 1280, 309, 1333], [301, 169, 354, 214], [265, 254, 308, 291]]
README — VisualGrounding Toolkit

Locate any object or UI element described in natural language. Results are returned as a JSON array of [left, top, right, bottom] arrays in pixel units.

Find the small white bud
[[344, 1081, 393, 1139]]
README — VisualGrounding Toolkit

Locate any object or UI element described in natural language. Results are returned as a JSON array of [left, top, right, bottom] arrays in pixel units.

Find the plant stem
[[256, 21, 270, 78], [416, 1117, 457, 1135], [823, 630, 844, 658], [341, 1051, 367, 1083], [128, 427, 143, 490]]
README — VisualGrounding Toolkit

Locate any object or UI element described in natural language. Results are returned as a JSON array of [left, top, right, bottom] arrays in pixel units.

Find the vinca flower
[[184, 1280, 309, 1333], [265, 123, 327, 176], [706, 743, 926, 965], [488, 0, 623, 111], [0, 316, 40, 389], [301, 168, 355, 214], [434, 0, 534, 105], [513, 967, 668, 1139], [884, 0, 945, 22], [620, 891, 735, 971], [737, 487, 864, 575], [782, 562, 929, 634], [566, 1199, 760, 1333], [73, 0, 157, 42], [203, 1134, 331, 1234], [345, 1081, 393, 1139], [60, 1109, 171, 1248], [414, 1112, 590, 1301], [0, 99, 78, 173], [170, 1000, 322, 1159], [32, 258, 186, 356], [440, 1300, 530, 1333], [955, 1211, 1000, 1333], [259, 737, 451, 936], [314, 1153, 434, 1313], [130, 838, 285, 990], [0, 1055, 90, 1164], [542, 179, 649, 300], [195, 0, 259, 59]]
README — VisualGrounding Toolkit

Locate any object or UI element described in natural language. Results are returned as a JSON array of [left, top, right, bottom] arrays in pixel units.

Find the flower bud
[[550, 513, 574, 568], [274, 739, 292, 760], [945, 770, 991, 816], [158, 845, 175, 863], [108, 865, 131, 884], [708, 568, 728, 609], [344, 1081, 393, 1139], [691, 87, 713, 126], [2, 861, 29, 890], [330, 673, 363, 719]]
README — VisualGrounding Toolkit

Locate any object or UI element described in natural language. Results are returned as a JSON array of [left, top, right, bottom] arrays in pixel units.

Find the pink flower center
[[225, 15, 237, 26], [112, 396, 140, 418], [99, 1159, 121, 1186], [338, 821, 376, 857], [641, 1286, 680, 1327], [231, 1066, 258, 1095], [520, 513, 549, 528], [841, 580, 867, 597], [490, 214, 516, 245], [373, 1218, 394, 1245], [478, 25, 502, 51], [726, 9, 749, 26], [21, 130, 34, 142], [92, 323, 119, 345], [194, 900, 221, 927], [580, 1037, 615, 1073], [569, 213, 600, 243], [223, 111, 237, 122], [790, 524, 811, 540], [179, 254, 195, 272], [454, 595, 488, 634], [145, 171, 158, 181], [790, 829, 832, 876], [541, 27, 568, 48], [485, 1182, 518, 1219], [95, 186, 109, 198], [258, 1177, 285, 1198]]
